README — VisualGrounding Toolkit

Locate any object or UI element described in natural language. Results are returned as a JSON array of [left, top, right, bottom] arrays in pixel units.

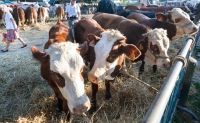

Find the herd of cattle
[[0, 5, 67, 29], [1, 3, 198, 121]]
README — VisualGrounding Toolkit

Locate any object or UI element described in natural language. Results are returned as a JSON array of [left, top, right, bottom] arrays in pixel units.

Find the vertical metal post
[[179, 56, 197, 106]]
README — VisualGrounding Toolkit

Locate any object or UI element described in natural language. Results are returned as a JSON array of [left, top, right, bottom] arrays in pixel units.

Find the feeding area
[[0, 19, 199, 123]]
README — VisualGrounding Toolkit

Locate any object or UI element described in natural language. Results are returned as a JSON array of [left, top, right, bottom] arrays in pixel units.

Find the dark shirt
[[96, 0, 117, 14]]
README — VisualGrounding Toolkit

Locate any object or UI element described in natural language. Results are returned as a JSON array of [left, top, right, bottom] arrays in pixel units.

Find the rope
[[172, 55, 187, 68], [185, 36, 195, 41], [121, 59, 159, 93]]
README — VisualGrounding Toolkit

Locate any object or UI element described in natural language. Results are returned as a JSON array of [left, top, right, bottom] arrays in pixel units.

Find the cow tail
[[60, 7, 63, 20], [40, 7, 42, 23], [31, 7, 34, 24]]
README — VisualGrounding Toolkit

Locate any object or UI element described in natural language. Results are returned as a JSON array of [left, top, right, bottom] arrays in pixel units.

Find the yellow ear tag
[[139, 44, 143, 50]]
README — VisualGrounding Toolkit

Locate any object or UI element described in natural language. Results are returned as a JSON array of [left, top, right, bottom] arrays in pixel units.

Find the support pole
[[179, 56, 197, 106]]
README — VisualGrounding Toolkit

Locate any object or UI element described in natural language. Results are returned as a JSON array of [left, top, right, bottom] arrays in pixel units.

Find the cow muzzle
[[88, 73, 103, 84], [72, 100, 90, 115]]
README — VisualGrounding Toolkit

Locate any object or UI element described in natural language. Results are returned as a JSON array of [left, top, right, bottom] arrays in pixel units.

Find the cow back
[[125, 6, 190, 13], [74, 17, 104, 44], [127, 12, 176, 40], [93, 13, 150, 44]]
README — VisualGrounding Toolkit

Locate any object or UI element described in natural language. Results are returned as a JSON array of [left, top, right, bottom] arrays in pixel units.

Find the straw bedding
[[0, 22, 198, 123]]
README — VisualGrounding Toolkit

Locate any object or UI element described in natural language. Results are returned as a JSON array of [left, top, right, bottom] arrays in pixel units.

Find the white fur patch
[[89, 29, 125, 82], [144, 28, 170, 67], [170, 8, 198, 34], [45, 42, 89, 113]]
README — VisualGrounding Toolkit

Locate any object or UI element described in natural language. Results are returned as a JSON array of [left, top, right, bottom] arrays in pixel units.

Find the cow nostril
[[193, 27, 197, 32], [88, 74, 98, 83], [73, 108, 77, 114]]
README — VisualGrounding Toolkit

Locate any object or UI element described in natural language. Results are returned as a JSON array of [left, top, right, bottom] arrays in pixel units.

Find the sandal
[[1, 49, 9, 52], [21, 44, 27, 48]]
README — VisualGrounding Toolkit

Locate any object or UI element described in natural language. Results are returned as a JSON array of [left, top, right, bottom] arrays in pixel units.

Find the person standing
[[0, 4, 27, 52], [65, 0, 81, 24], [49, 4, 57, 18], [34, 2, 40, 11], [65, 0, 81, 42]]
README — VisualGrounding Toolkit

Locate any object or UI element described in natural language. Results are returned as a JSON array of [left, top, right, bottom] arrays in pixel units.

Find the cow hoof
[[139, 71, 143, 76], [89, 106, 97, 114], [57, 110, 64, 115], [105, 94, 111, 100]]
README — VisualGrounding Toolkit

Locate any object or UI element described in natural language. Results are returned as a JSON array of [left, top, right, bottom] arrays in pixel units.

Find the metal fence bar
[[142, 38, 194, 123]]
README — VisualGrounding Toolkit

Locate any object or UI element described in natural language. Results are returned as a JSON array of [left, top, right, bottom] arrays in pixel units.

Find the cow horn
[[167, 11, 172, 14], [142, 33, 148, 37]]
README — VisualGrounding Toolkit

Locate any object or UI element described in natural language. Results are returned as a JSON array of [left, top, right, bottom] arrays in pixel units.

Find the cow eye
[[175, 18, 181, 23], [150, 44, 158, 51], [112, 55, 117, 59]]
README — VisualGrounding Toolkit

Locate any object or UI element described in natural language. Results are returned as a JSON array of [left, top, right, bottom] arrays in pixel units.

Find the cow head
[[44, 20, 73, 49], [156, 8, 198, 35], [31, 42, 90, 115], [141, 28, 170, 68], [88, 29, 141, 84]]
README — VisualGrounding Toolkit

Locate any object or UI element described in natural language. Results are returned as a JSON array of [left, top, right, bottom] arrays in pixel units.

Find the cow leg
[[35, 18, 38, 25], [139, 60, 145, 73], [105, 80, 111, 100], [22, 22, 25, 30], [32, 18, 34, 25], [153, 65, 157, 73], [62, 100, 70, 121], [90, 83, 98, 113], [57, 97, 63, 114]]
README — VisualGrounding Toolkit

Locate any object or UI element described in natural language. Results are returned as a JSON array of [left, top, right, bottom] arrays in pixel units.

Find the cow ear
[[31, 46, 49, 63], [77, 41, 89, 57], [87, 34, 100, 47], [44, 39, 55, 49], [122, 44, 141, 61], [155, 13, 167, 22]]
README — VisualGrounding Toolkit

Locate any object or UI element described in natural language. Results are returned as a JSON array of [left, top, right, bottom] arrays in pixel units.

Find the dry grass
[[0, 21, 199, 123]]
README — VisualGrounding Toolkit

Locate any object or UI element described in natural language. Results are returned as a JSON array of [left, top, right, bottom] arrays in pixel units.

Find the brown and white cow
[[93, 12, 171, 72], [74, 18, 141, 112], [31, 42, 90, 121], [56, 6, 64, 21], [12, 7, 25, 30], [127, 10, 198, 40], [38, 6, 49, 24], [25, 6, 38, 25]]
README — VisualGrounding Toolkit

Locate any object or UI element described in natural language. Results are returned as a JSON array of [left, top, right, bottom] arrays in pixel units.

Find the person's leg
[[18, 37, 27, 48], [1, 40, 10, 52], [5, 41, 10, 50]]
